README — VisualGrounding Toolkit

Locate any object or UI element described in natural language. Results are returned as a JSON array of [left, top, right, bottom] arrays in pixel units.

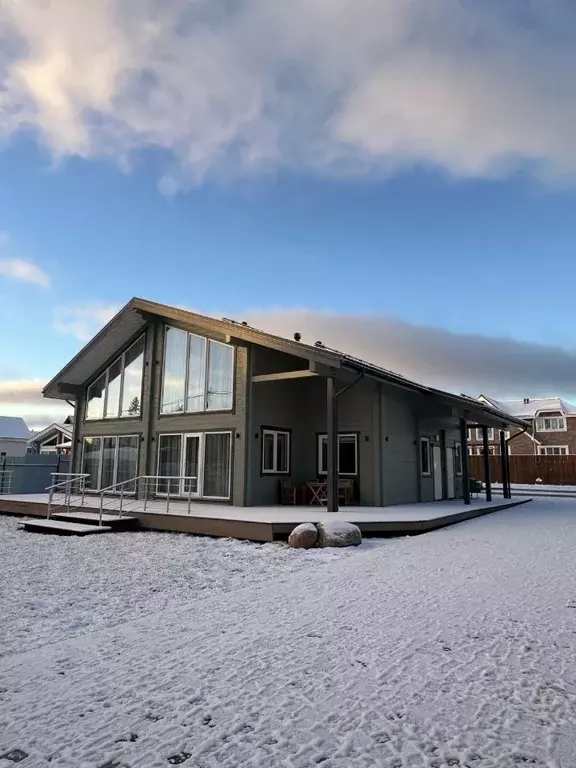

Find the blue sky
[[1, 0, 576, 427]]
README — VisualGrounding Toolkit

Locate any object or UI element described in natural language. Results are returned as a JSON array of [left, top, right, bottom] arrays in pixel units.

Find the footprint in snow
[[0, 750, 28, 764]]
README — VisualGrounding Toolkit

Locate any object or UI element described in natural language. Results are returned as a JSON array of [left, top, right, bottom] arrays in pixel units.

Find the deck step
[[18, 519, 112, 535], [51, 511, 138, 529]]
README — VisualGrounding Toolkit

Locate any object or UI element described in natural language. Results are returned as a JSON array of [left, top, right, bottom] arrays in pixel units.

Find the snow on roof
[[479, 396, 576, 418], [0, 416, 32, 440]]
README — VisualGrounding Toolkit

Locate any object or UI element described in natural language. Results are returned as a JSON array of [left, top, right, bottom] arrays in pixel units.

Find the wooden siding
[[247, 346, 379, 506], [381, 388, 419, 505]]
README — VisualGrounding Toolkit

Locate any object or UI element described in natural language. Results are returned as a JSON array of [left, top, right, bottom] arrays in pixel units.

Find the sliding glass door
[[82, 435, 139, 491], [156, 432, 231, 500]]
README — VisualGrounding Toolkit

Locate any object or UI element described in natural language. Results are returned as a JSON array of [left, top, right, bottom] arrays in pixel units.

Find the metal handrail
[[97, 474, 200, 525], [46, 474, 90, 518]]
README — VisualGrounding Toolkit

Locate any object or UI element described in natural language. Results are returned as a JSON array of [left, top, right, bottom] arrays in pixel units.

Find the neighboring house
[[476, 396, 576, 455], [27, 416, 74, 455], [42, 298, 525, 508], [0, 417, 32, 457]]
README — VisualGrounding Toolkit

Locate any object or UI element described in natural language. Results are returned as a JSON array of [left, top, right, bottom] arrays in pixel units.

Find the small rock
[[316, 521, 362, 548], [288, 523, 318, 549]]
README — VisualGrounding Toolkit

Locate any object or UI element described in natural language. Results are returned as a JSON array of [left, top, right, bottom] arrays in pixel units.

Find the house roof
[[479, 395, 576, 419], [43, 297, 528, 429], [27, 422, 73, 446], [0, 416, 31, 440]]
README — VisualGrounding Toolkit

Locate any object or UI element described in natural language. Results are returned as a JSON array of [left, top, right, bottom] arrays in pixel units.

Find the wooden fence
[[469, 454, 576, 486]]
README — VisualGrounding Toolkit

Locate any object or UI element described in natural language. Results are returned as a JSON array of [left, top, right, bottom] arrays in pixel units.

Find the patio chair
[[280, 479, 298, 505], [338, 479, 355, 506]]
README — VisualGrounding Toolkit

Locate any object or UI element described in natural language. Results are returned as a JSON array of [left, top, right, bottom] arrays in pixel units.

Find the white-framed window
[[318, 433, 358, 476], [262, 429, 290, 474], [535, 417, 566, 432], [420, 437, 431, 475], [467, 428, 474, 442], [81, 435, 140, 491], [454, 444, 462, 476], [156, 431, 232, 499], [160, 327, 234, 415], [538, 446, 569, 456], [86, 336, 145, 421]]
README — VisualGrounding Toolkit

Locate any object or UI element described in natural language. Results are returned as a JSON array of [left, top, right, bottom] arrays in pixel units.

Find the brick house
[[471, 396, 576, 455]]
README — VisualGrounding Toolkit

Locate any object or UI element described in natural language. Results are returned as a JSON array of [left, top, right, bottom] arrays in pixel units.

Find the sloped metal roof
[[0, 416, 31, 440], [43, 297, 528, 429]]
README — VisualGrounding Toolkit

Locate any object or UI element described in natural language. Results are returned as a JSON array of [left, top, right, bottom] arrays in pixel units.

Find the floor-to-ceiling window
[[86, 336, 145, 421], [81, 435, 139, 490], [160, 327, 234, 415], [156, 432, 232, 500]]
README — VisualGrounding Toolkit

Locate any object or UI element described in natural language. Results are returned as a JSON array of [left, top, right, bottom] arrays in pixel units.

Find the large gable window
[[161, 327, 234, 414], [86, 337, 145, 421]]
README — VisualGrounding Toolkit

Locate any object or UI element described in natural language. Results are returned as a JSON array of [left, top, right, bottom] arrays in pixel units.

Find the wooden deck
[[0, 493, 531, 542]]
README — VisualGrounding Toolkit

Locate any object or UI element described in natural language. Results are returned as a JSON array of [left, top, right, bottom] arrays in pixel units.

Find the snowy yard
[[2, 501, 576, 768]]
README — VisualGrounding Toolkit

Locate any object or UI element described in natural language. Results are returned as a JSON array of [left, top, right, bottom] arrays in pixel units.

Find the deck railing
[[97, 475, 200, 525], [46, 474, 90, 518]]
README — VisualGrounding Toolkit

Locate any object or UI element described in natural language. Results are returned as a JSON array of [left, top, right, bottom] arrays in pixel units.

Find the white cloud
[[0, 379, 72, 430], [244, 308, 576, 400], [53, 302, 119, 342], [0, 0, 575, 186], [0, 231, 9, 247], [0, 258, 50, 287]]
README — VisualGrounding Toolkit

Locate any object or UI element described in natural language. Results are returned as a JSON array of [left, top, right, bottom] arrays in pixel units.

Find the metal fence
[[469, 454, 576, 486], [0, 454, 71, 495]]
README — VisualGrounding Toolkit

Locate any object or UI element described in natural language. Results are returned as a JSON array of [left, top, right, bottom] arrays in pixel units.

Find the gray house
[[0, 417, 32, 458], [27, 417, 73, 455], [42, 298, 525, 509]]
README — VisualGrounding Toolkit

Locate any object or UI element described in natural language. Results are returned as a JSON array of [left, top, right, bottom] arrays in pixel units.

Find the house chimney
[[523, 398, 530, 405], [294, 332, 301, 342]]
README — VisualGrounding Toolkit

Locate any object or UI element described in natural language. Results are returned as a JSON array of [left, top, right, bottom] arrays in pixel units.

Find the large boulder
[[317, 521, 362, 548], [288, 523, 318, 549]]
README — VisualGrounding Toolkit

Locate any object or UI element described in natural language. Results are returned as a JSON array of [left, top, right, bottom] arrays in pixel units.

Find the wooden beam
[[251, 369, 319, 383], [460, 418, 471, 505], [482, 426, 492, 502], [326, 376, 338, 513]]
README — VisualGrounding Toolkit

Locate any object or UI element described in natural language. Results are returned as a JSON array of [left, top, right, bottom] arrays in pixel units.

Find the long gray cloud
[[0, 0, 575, 187], [245, 310, 576, 400]]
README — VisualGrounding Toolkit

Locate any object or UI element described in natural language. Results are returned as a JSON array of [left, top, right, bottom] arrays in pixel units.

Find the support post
[[326, 376, 338, 513], [460, 418, 471, 505], [499, 430, 509, 498], [482, 427, 492, 502]]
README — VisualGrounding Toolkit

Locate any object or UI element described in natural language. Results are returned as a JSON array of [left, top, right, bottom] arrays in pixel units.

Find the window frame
[[81, 434, 140, 491], [85, 335, 145, 422], [538, 445, 569, 456], [420, 437, 431, 476], [261, 428, 291, 475], [160, 326, 235, 416], [155, 430, 233, 500], [317, 432, 359, 477], [535, 416, 567, 432]]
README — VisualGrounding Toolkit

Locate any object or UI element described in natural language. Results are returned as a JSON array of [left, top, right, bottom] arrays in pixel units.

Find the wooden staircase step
[[52, 511, 137, 528], [18, 519, 112, 535]]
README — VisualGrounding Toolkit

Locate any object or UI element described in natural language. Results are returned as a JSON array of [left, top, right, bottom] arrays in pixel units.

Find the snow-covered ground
[[2, 500, 576, 767]]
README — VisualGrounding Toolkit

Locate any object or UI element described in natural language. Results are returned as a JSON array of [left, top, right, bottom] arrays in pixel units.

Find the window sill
[[261, 470, 290, 477], [84, 416, 142, 424], [158, 409, 234, 418]]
